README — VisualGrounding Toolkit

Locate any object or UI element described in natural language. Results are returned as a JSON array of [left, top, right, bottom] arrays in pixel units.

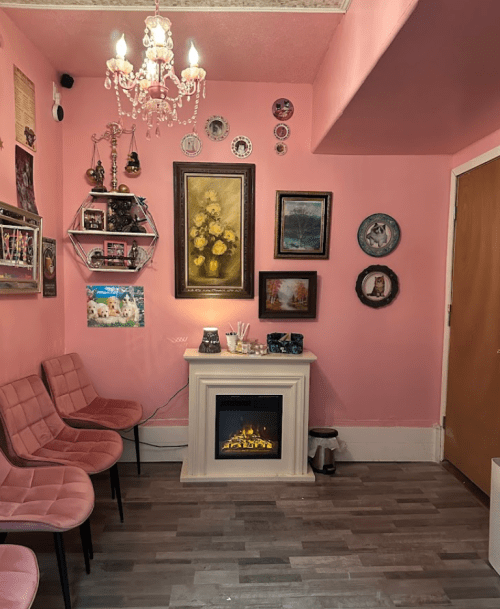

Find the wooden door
[[445, 156, 500, 495]]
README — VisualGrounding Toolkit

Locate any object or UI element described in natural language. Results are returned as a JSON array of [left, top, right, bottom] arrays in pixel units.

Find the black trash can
[[309, 427, 338, 475]]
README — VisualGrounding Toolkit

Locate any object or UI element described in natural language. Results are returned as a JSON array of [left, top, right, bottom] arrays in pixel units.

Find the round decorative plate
[[272, 98, 294, 121], [180, 133, 202, 157], [274, 123, 290, 140], [87, 247, 104, 269], [357, 213, 400, 257], [355, 265, 399, 308], [274, 142, 288, 156], [205, 116, 229, 141], [231, 136, 252, 159], [128, 245, 148, 269]]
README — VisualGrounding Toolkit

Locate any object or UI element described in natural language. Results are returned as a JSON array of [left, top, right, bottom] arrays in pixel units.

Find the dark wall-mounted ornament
[[355, 265, 399, 308], [357, 213, 400, 257]]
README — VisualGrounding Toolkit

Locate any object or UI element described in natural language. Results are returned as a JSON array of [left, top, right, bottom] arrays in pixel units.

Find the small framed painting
[[205, 116, 229, 141], [355, 265, 399, 308], [104, 240, 127, 267], [357, 213, 400, 257], [82, 208, 106, 231], [259, 271, 317, 319], [274, 191, 332, 259]]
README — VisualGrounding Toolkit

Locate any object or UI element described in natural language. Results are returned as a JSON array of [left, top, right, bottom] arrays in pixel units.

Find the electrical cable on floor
[[119, 379, 189, 448]]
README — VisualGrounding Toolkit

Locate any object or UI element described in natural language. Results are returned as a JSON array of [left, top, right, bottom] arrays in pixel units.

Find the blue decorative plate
[[357, 213, 400, 257]]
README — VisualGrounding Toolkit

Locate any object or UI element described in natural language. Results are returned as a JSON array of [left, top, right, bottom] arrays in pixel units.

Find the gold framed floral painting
[[173, 162, 255, 298]]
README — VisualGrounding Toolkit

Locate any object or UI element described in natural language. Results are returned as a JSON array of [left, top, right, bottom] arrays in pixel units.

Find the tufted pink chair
[[0, 545, 38, 609], [42, 353, 143, 474], [0, 375, 124, 523], [0, 447, 95, 609]]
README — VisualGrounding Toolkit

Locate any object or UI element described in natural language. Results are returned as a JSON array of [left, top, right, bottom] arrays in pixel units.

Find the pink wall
[[312, 0, 419, 153], [0, 10, 65, 384], [62, 77, 450, 428]]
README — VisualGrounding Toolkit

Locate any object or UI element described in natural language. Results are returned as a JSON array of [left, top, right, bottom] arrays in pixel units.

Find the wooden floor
[[8, 461, 499, 609]]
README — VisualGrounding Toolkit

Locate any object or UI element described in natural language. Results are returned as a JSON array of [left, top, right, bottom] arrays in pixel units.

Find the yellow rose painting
[[186, 177, 241, 286]]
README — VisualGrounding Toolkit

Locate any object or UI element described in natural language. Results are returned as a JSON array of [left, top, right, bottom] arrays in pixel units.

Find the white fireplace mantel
[[181, 348, 317, 483]]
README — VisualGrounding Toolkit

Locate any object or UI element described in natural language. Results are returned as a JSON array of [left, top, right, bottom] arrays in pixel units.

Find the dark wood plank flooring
[[6, 462, 498, 608]]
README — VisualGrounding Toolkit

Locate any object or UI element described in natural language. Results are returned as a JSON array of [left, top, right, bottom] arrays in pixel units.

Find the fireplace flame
[[222, 424, 274, 451]]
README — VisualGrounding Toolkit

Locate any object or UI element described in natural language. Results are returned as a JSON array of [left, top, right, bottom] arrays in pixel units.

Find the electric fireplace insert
[[215, 394, 283, 460]]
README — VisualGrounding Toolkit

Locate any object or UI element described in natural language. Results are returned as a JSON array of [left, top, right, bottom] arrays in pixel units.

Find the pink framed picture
[[104, 240, 127, 267]]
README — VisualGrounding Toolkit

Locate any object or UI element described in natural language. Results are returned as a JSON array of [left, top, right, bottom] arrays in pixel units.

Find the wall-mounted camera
[[52, 83, 64, 122]]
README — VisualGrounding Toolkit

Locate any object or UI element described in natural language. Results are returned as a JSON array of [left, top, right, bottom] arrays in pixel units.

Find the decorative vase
[[204, 257, 222, 278], [198, 327, 221, 353]]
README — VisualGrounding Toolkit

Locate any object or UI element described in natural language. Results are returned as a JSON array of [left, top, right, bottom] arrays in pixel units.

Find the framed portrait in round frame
[[355, 265, 399, 308], [231, 136, 252, 159], [275, 142, 288, 155], [180, 133, 202, 157], [274, 123, 290, 140], [205, 116, 229, 142], [357, 213, 400, 257]]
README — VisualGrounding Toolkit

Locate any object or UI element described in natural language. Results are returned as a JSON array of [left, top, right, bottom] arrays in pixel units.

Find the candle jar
[[198, 327, 221, 353]]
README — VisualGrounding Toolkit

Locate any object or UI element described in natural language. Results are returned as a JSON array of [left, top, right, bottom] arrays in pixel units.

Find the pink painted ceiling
[[315, 0, 500, 154], [2, 8, 343, 83]]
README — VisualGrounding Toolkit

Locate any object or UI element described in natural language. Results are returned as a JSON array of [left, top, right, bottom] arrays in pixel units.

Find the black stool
[[308, 427, 339, 475]]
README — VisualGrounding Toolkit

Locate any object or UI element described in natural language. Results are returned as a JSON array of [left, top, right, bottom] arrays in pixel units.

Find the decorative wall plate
[[355, 265, 399, 308], [87, 247, 104, 269], [357, 213, 400, 257], [274, 123, 290, 140], [231, 136, 252, 159], [275, 142, 288, 156], [272, 98, 294, 121], [180, 133, 202, 157], [127, 245, 148, 269], [205, 116, 229, 141]]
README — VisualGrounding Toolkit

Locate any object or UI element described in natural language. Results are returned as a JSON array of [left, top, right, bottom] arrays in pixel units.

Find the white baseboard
[[119, 425, 188, 463], [120, 425, 441, 464], [334, 426, 441, 462]]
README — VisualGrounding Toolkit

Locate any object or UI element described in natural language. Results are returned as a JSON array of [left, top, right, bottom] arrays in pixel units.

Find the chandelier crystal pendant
[[104, 0, 206, 139]]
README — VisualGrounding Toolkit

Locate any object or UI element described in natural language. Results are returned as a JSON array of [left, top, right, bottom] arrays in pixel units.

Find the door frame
[[439, 144, 500, 461]]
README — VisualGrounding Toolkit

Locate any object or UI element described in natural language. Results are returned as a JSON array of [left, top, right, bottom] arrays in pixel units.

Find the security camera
[[52, 83, 64, 122]]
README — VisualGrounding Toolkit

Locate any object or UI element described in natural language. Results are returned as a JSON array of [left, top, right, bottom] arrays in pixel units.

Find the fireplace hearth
[[182, 349, 317, 482]]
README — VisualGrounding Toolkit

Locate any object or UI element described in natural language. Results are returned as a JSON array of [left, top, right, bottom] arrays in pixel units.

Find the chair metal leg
[[53, 532, 71, 609], [0, 533, 7, 544], [134, 424, 141, 476], [84, 518, 93, 560], [110, 469, 115, 500], [110, 463, 124, 523], [79, 521, 91, 574]]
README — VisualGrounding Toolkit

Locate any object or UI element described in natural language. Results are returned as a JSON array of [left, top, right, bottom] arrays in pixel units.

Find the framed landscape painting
[[174, 162, 255, 299], [274, 191, 332, 259], [259, 271, 317, 319]]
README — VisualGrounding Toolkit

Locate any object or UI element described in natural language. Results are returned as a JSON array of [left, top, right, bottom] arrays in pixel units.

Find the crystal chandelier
[[104, 0, 206, 139]]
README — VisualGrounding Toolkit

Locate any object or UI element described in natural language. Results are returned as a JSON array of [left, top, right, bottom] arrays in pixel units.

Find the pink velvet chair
[[42, 353, 143, 474], [0, 374, 124, 523], [0, 545, 38, 609], [0, 447, 94, 609]]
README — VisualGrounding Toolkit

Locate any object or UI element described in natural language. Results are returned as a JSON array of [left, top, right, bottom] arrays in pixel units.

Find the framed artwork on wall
[[104, 240, 127, 267], [173, 161, 255, 299], [355, 265, 399, 308], [259, 271, 317, 319], [274, 190, 332, 259]]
